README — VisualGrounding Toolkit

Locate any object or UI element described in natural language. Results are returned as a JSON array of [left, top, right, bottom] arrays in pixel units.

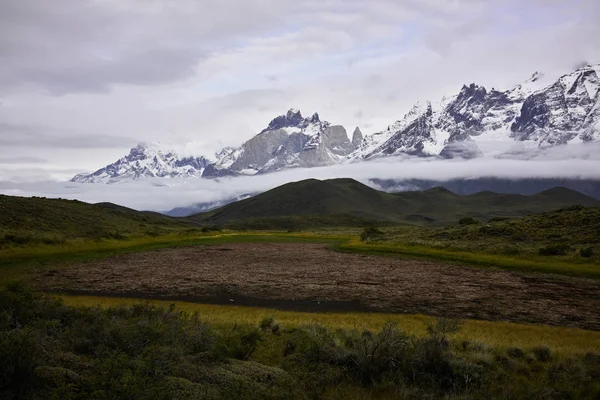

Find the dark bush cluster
[[580, 247, 594, 258], [458, 217, 479, 226], [538, 244, 573, 256], [487, 217, 511, 223], [0, 283, 291, 399], [281, 319, 485, 394], [557, 205, 585, 212], [201, 226, 223, 233], [0, 234, 66, 247], [360, 226, 384, 242]]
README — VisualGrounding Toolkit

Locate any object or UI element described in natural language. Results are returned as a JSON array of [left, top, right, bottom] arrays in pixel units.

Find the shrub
[[360, 227, 384, 242], [271, 323, 280, 335], [479, 225, 515, 237], [510, 231, 529, 242], [214, 326, 262, 361], [0, 327, 38, 399], [343, 322, 410, 385], [507, 347, 525, 359], [458, 217, 479, 226], [259, 316, 275, 331], [557, 205, 584, 212], [103, 231, 128, 240], [201, 226, 222, 233], [538, 244, 572, 256], [2, 234, 33, 246], [488, 217, 510, 223], [532, 346, 552, 362], [580, 247, 594, 258], [410, 318, 480, 390]]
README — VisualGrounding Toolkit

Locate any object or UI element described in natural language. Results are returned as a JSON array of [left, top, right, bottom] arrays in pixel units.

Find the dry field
[[38, 243, 600, 330]]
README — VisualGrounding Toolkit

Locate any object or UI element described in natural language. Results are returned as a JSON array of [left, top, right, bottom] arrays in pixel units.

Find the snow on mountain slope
[[511, 64, 600, 144], [71, 143, 211, 183], [350, 64, 600, 160], [71, 64, 600, 184], [202, 109, 357, 177]]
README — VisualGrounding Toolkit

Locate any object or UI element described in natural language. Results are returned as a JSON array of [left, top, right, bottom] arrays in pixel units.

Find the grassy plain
[[59, 294, 600, 356]]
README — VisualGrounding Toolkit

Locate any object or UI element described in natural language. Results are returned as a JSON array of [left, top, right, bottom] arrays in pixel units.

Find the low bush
[[458, 217, 479, 226], [538, 244, 573, 256], [102, 230, 129, 240], [507, 347, 525, 359], [580, 247, 594, 258], [557, 205, 585, 212], [360, 227, 384, 242], [488, 217, 511, 223], [260, 316, 276, 331], [201, 226, 223, 233], [532, 346, 552, 362]]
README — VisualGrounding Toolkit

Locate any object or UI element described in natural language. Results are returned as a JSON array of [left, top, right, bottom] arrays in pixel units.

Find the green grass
[[0, 194, 194, 244], [336, 238, 600, 278], [58, 294, 600, 356], [341, 205, 600, 277]]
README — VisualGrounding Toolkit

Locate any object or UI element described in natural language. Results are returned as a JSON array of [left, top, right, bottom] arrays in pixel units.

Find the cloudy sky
[[1, 0, 599, 180], [0, 0, 599, 209]]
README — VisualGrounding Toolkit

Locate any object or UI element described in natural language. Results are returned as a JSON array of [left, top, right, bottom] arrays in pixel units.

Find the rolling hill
[[191, 178, 600, 227], [0, 195, 192, 243]]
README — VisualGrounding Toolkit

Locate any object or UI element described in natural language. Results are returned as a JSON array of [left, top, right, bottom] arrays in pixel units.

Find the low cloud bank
[[1, 142, 600, 211]]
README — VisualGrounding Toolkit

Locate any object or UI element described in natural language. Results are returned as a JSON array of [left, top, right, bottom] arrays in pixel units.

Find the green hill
[[0, 195, 192, 245], [191, 178, 600, 227]]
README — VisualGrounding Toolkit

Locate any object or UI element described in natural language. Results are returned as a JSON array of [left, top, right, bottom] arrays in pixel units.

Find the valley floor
[[37, 242, 600, 330]]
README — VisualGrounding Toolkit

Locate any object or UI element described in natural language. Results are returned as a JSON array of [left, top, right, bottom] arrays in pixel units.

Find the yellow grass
[[59, 294, 600, 355]]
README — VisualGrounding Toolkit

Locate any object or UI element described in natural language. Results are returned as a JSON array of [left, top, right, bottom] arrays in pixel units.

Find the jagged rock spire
[[352, 127, 363, 148]]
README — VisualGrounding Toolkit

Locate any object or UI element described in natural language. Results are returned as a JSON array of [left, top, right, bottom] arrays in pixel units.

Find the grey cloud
[[0, 0, 304, 93], [0, 156, 49, 164], [0, 123, 137, 149], [0, 0, 490, 94]]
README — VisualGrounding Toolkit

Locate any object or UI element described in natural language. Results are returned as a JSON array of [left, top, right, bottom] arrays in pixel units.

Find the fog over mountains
[[72, 64, 600, 184]]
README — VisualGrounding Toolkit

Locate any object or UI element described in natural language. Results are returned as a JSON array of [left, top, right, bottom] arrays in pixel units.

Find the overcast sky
[[0, 0, 599, 201]]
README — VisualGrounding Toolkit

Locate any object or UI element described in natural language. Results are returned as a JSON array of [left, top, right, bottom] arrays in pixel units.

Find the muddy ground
[[37, 243, 600, 330]]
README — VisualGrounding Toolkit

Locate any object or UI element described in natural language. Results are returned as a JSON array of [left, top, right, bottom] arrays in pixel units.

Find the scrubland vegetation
[[2, 284, 600, 400], [2, 193, 600, 398]]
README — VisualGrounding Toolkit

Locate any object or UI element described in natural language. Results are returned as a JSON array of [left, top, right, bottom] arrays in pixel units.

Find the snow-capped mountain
[[71, 143, 211, 183], [71, 64, 600, 184], [203, 109, 358, 177], [350, 64, 600, 160]]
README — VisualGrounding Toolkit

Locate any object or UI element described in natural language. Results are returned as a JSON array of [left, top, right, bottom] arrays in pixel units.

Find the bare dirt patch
[[37, 243, 600, 330]]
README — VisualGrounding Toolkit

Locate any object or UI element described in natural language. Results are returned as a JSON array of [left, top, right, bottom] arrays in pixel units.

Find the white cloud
[[2, 142, 600, 211]]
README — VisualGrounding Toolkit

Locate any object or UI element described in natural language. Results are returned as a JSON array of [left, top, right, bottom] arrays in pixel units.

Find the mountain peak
[[529, 71, 543, 82], [261, 108, 311, 133], [259, 108, 327, 134], [459, 83, 487, 98], [286, 108, 302, 118], [352, 127, 363, 147]]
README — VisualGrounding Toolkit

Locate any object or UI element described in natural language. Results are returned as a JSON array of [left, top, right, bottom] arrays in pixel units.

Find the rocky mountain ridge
[[350, 64, 600, 160], [72, 64, 600, 183]]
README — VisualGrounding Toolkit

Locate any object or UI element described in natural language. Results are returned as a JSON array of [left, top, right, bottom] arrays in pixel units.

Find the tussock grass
[[58, 295, 600, 356]]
